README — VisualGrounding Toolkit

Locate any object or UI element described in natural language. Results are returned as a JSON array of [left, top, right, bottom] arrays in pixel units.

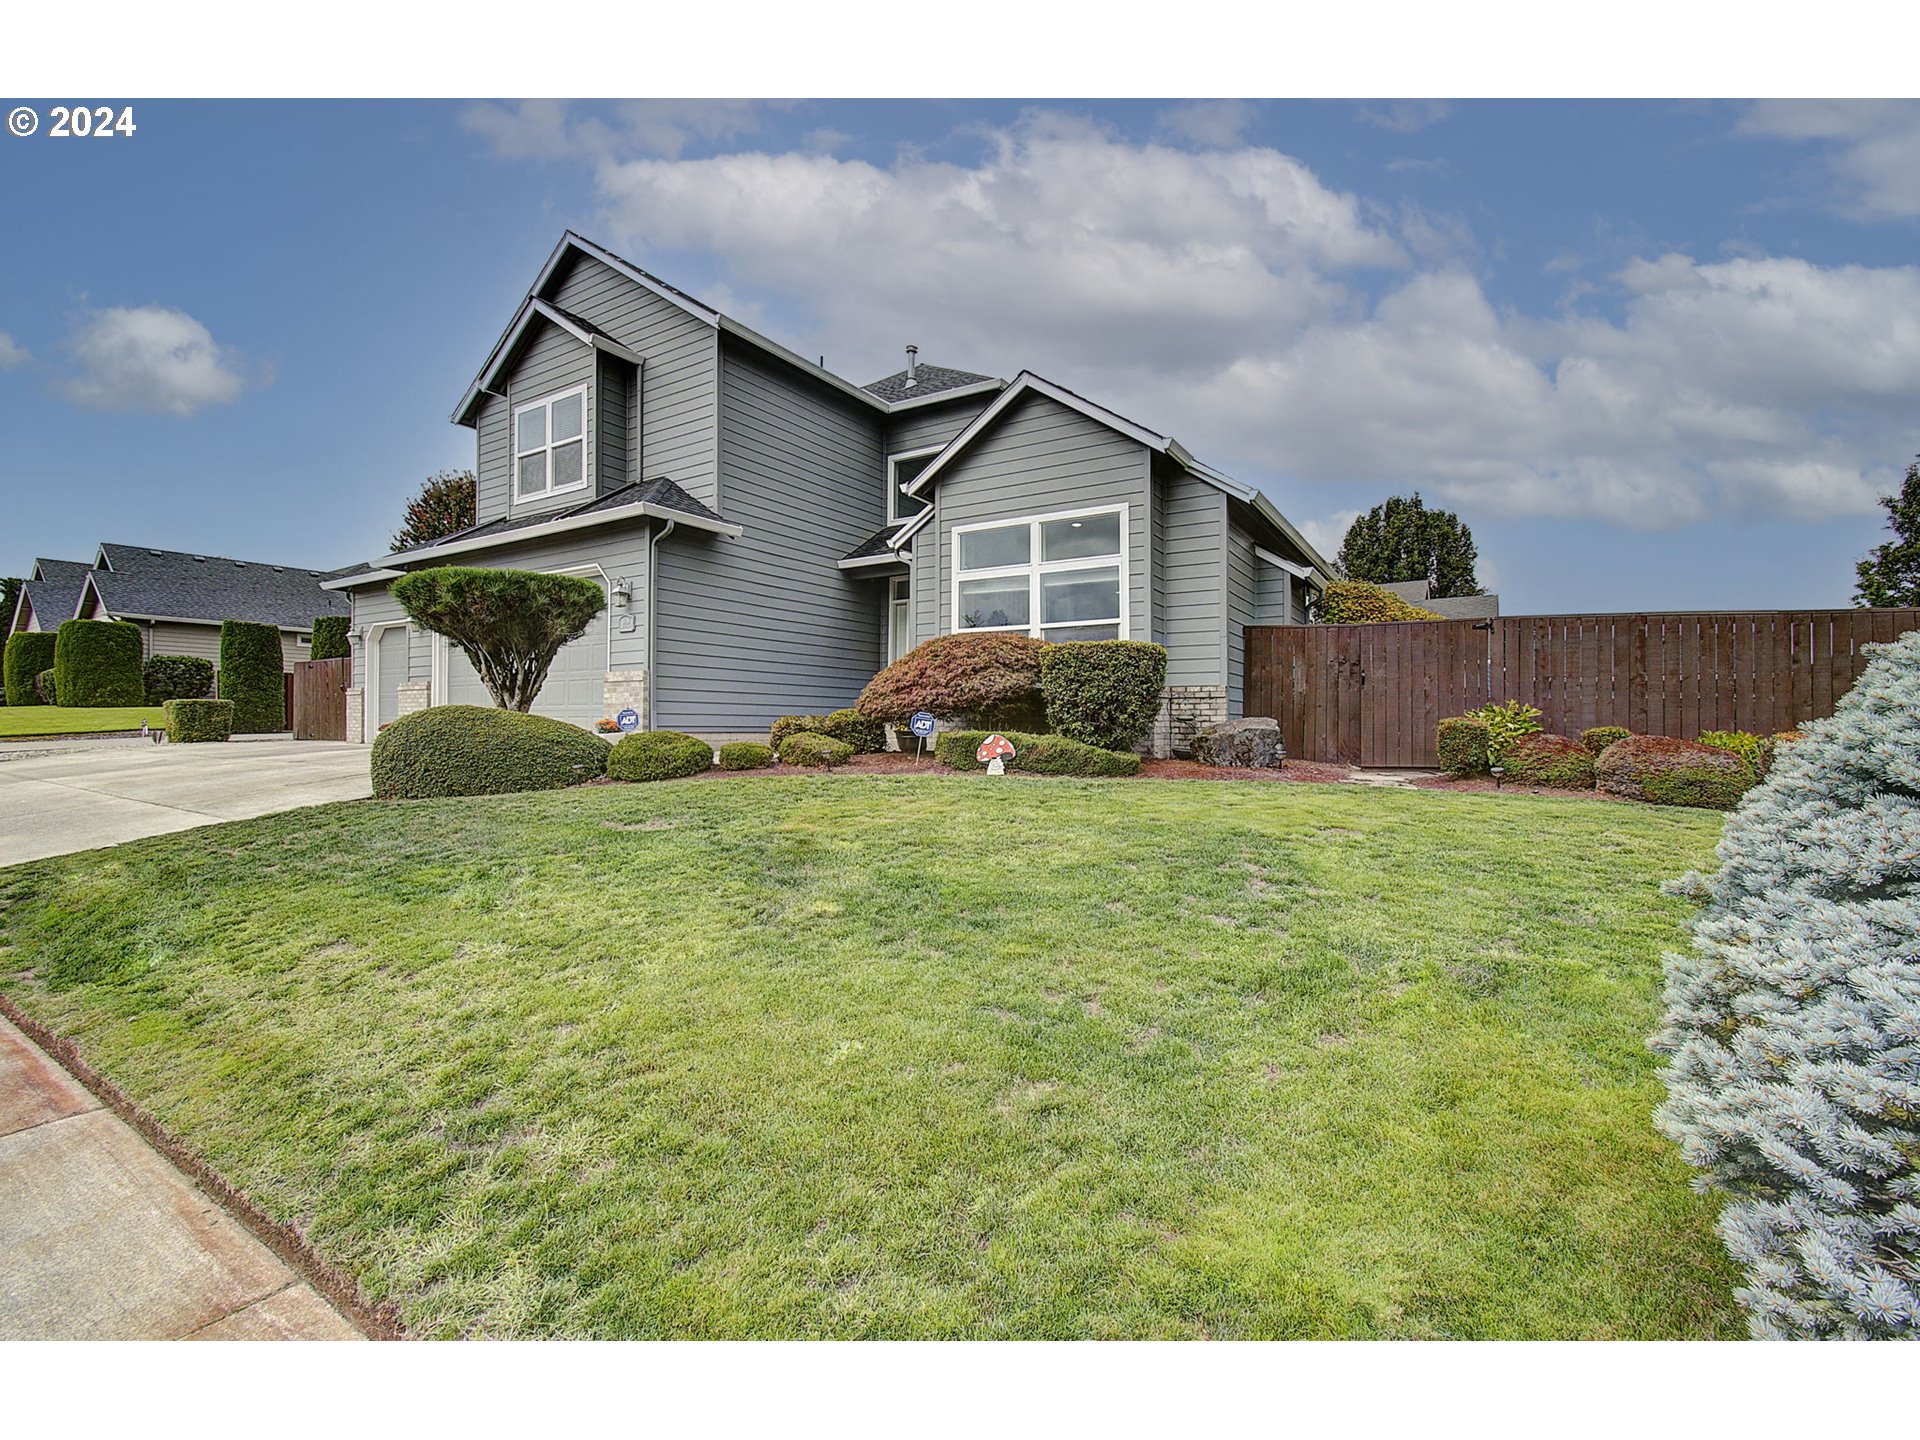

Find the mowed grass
[[0, 704, 170, 738], [0, 776, 1742, 1338]]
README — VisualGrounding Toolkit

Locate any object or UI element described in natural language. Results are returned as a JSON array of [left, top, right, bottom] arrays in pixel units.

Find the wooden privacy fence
[[1246, 609, 1920, 769], [290, 656, 350, 741]]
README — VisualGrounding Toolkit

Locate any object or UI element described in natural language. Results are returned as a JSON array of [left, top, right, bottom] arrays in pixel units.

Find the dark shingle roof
[[861, 364, 1000, 404], [89, 545, 349, 628], [387, 478, 726, 560], [840, 525, 910, 564], [18, 558, 92, 628]]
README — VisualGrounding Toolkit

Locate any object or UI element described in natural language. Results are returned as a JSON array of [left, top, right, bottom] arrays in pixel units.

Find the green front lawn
[[0, 776, 1742, 1338], [0, 705, 169, 738]]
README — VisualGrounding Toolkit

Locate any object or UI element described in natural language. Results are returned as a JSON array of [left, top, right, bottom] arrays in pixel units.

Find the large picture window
[[514, 384, 588, 501], [952, 505, 1126, 642]]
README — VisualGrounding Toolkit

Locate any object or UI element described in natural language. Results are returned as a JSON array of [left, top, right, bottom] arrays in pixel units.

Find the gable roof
[[862, 363, 1001, 406], [889, 371, 1336, 577], [83, 545, 349, 629], [12, 558, 92, 632]]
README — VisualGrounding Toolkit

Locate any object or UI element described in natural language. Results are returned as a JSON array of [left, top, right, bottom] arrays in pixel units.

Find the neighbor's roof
[[85, 545, 349, 629], [15, 558, 92, 630], [861, 364, 1001, 405]]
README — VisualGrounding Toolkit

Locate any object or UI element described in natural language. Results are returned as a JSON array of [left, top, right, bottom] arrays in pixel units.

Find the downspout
[[646, 519, 676, 731]]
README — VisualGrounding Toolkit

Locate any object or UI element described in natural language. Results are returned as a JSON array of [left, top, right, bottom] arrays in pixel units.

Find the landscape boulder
[[1191, 717, 1286, 769]]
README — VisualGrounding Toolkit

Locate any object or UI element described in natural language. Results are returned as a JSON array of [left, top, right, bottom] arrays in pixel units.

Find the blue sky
[[4, 98, 1918, 612]]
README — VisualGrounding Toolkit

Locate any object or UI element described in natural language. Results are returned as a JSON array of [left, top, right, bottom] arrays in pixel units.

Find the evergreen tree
[[1651, 631, 1920, 1339], [1336, 492, 1482, 598], [1854, 460, 1920, 608], [392, 469, 477, 552]]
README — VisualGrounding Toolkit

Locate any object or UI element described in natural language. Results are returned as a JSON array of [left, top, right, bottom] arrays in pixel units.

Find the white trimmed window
[[887, 447, 939, 524], [952, 505, 1126, 642], [514, 384, 589, 501]]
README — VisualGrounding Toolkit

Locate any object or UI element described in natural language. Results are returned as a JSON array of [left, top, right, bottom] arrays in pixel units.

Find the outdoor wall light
[[611, 578, 634, 607]]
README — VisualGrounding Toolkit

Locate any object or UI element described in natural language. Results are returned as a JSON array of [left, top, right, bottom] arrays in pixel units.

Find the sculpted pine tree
[[392, 470, 478, 552], [391, 566, 604, 712], [1336, 493, 1482, 599], [1651, 630, 1920, 1339], [1854, 460, 1920, 608]]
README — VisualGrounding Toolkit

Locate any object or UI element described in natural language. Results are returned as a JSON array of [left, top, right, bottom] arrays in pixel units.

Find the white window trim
[[887, 574, 912, 662], [887, 446, 942, 525], [513, 382, 591, 503], [950, 503, 1129, 641]]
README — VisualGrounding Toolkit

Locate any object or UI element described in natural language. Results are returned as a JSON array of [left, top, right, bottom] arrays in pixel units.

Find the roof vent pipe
[[904, 345, 918, 387]]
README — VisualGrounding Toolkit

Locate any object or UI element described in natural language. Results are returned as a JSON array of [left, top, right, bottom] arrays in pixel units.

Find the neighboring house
[[326, 231, 1336, 753], [10, 544, 350, 674], [1378, 579, 1500, 621]]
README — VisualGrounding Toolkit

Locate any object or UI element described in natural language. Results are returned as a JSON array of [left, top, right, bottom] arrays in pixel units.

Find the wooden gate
[[1245, 609, 1920, 768], [290, 657, 350, 741]]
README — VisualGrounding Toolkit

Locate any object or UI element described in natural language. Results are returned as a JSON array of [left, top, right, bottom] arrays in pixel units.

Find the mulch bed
[[1137, 758, 1352, 784], [1409, 774, 1633, 803]]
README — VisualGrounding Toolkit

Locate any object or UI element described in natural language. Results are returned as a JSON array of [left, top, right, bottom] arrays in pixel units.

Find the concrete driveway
[[0, 738, 371, 867]]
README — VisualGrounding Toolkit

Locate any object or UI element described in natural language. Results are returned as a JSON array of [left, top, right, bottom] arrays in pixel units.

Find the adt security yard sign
[[909, 711, 936, 738], [615, 708, 641, 733]]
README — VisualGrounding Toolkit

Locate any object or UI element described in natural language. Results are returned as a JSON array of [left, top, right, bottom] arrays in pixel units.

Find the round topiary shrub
[[164, 698, 233, 743], [779, 732, 854, 768], [1436, 716, 1490, 776], [144, 654, 215, 704], [54, 619, 144, 707], [856, 632, 1048, 731], [769, 714, 827, 749], [219, 620, 286, 733], [371, 705, 609, 798], [1596, 734, 1755, 809], [1652, 631, 1920, 1339], [822, 708, 886, 754], [1580, 725, 1631, 755], [1504, 733, 1596, 788], [4, 632, 58, 708], [34, 668, 59, 705], [608, 730, 713, 782], [718, 741, 775, 771]]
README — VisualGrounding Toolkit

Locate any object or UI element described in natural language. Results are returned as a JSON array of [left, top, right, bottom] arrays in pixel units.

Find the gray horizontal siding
[[475, 394, 510, 524], [505, 320, 597, 521], [1157, 471, 1227, 688], [1224, 519, 1257, 716], [144, 620, 222, 667], [596, 354, 631, 496], [652, 342, 888, 731], [884, 392, 995, 456], [1254, 560, 1293, 628], [549, 253, 719, 505], [928, 392, 1151, 639]]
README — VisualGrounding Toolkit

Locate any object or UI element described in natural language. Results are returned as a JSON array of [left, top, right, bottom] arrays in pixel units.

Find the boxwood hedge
[[1436, 716, 1490, 776], [144, 654, 215, 704], [4, 632, 57, 708], [779, 732, 854, 768], [219, 620, 285, 733], [935, 729, 1141, 777], [164, 698, 234, 743], [34, 668, 58, 705], [608, 730, 713, 782], [371, 705, 609, 798], [54, 619, 144, 707], [1038, 640, 1167, 752], [718, 741, 775, 770]]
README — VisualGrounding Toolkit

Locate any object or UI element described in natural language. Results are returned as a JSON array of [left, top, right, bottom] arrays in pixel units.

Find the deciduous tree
[[392, 470, 477, 552], [1853, 459, 1920, 608]]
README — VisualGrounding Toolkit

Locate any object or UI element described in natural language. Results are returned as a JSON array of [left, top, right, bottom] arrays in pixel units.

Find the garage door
[[444, 599, 609, 729]]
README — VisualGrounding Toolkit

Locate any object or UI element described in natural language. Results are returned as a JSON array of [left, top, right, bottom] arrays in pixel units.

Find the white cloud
[[1356, 101, 1453, 134], [1156, 100, 1260, 148], [1739, 100, 1920, 220], [59, 305, 251, 417], [0, 332, 27, 368], [484, 110, 1920, 531], [1299, 508, 1362, 561]]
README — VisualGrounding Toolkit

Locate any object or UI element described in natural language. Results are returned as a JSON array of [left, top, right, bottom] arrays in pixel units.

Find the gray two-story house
[[325, 232, 1333, 754]]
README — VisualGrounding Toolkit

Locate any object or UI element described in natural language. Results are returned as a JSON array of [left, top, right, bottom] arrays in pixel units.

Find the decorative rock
[[1190, 716, 1285, 768]]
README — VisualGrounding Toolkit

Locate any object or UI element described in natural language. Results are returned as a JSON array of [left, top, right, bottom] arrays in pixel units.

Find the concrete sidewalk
[[0, 739, 370, 867], [0, 1017, 362, 1340]]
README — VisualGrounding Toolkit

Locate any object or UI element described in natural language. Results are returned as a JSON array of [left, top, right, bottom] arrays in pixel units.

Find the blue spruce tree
[[1652, 631, 1920, 1339]]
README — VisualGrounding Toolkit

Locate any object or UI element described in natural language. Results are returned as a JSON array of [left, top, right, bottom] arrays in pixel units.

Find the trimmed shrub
[[1313, 579, 1443, 624], [164, 698, 233, 743], [1039, 640, 1168, 752], [1503, 732, 1596, 789], [821, 708, 886, 754], [371, 705, 608, 798], [718, 741, 775, 771], [780, 732, 854, 768], [1580, 725, 1631, 755], [608, 730, 712, 782], [309, 615, 350, 661], [218, 620, 285, 733], [1436, 717, 1490, 776], [1651, 631, 1920, 1339], [4, 632, 57, 708], [1465, 699, 1543, 763], [769, 714, 827, 749], [1595, 734, 1755, 809], [855, 632, 1048, 730], [53, 619, 144, 707], [143, 654, 215, 704], [935, 729, 1141, 777], [34, 668, 58, 705], [1697, 729, 1764, 773]]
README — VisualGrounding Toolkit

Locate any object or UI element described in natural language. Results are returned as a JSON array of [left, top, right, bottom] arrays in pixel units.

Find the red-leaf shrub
[[1596, 734, 1756, 808], [1504, 732, 1596, 788], [856, 632, 1049, 730]]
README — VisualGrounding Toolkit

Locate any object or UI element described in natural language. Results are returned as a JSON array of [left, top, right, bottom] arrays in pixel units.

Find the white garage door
[[444, 599, 609, 729]]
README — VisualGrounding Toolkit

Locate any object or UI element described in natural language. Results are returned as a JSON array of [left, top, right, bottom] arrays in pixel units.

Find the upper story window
[[887, 448, 939, 525], [514, 384, 589, 502], [952, 505, 1126, 643]]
